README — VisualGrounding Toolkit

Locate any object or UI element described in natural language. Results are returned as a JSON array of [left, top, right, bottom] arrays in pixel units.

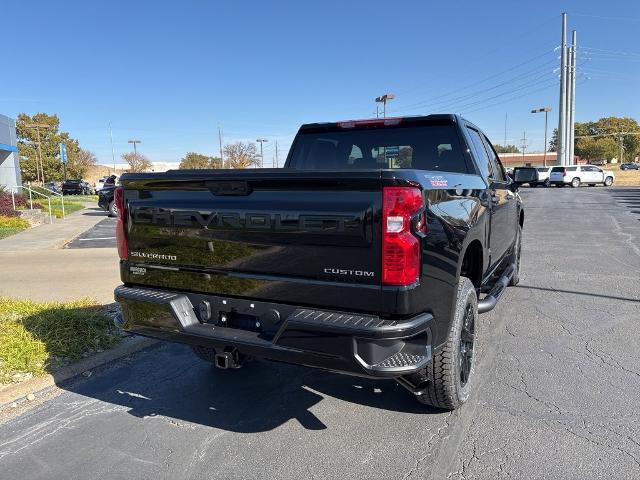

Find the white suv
[[533, 166, 552, 187], [549, 165, 615, 188]]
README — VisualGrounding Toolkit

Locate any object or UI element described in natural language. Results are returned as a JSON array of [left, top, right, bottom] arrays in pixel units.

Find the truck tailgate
[[120, 170, 384, 311]]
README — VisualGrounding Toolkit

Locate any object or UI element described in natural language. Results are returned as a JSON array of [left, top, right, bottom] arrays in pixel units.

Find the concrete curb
[[0, 336, 160, 407]]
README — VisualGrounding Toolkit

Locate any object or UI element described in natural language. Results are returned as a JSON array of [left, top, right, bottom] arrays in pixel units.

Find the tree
[[493, 144, 520, 154], [223, 142, 259, 169], [16, 113, 81, 182], [550, 117, 640, 162], [179, 152, 223, 170], [66, 148, 97, 179], [575, 136, 618, 162], [122, 152, 153, 172]]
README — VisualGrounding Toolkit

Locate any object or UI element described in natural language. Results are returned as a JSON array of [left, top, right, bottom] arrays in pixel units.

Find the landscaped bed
[[0, 217, 30, 239], [0, 298, 121, 385]]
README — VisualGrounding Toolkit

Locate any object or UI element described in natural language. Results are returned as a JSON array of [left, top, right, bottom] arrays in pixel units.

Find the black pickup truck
[[113, 115, 536, 410]]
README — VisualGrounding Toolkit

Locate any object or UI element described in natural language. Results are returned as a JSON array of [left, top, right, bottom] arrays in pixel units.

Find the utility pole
[[24, 123, 51, 184], [109, 121, 116, 173], [218, 125, 224, 168], [275, 140, 279, 168], [504, 112, 508, 147], [619, 134, 624, 164], [557, 12, 568, 166], [256, 138, 268, 168], [375, 93, 396, 118], [567, 30, 577, 166], [520, 131, 528, 162]]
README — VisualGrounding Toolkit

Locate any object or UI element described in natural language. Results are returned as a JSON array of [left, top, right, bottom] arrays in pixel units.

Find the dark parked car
[[113, 114, 533, 410], [45, 181, 62, 194], [62, 179, 92, 195], [620, 163, 640, 171], [98, 184, 118, 216]]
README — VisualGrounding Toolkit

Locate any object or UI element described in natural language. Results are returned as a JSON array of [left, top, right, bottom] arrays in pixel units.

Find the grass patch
[[63, 194, 99, 203], [0, 298, 120, 384], [34, 197, 87, 218], [0, 216, 30, 239], [0, 227, 24, 239]]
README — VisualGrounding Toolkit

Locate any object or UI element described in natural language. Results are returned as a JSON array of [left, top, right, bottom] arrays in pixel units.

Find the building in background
[[150, 161, 180, 172], [0, 114, 21, 187], [499, 152, 581, 167]]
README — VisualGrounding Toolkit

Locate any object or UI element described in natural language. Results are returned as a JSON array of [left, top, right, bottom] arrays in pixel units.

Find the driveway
[[1, 187, 639, 479]]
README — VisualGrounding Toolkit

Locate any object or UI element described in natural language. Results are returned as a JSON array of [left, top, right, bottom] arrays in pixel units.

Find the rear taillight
[[382, 186, 424, 286], [114, 187, 128, 260]]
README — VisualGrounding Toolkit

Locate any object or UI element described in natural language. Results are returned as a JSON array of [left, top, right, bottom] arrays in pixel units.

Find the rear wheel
[[416, 276, 477, 410], [544, 179, 551, 187], [571, 177, 581, 188], [108, 201, 119, 217], [509, 224, 522, 286], [604, 176, 613, 187]]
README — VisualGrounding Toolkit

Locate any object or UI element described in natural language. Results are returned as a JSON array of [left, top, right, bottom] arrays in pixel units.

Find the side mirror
[[511, 167, 538, 189]]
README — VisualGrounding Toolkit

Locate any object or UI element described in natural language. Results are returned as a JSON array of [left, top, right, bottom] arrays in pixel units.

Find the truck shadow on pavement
[[59, 343, 441, 432]]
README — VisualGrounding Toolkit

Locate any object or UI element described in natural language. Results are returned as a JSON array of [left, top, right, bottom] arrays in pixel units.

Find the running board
[[477, 263, 515, 314]]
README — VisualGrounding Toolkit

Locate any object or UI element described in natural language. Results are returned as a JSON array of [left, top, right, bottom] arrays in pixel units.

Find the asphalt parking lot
[[1, 187, 639, 480], [65, 216, 116, 249]]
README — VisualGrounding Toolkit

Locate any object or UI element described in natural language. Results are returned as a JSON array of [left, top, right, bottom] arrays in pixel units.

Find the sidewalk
[[0, 207, 121, 303], [0, 207, 107, 251]]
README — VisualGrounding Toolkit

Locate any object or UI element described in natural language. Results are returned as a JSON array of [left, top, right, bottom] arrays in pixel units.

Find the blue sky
[[2, 0, 639, 165]]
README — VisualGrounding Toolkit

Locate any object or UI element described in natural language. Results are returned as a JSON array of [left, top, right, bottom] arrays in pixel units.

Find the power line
[[579, 46, 640, 57], [395, 15, 558, 97], [429, 75, 558, 114], [572, 13, 640, 22], [462, 79, 587, 116], [393, 58, 558, 114], [390, 48, 557, 112]]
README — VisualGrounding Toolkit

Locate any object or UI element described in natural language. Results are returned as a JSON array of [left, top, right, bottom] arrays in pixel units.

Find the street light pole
[[109, 122, 116, 174], [531, 107, 552, 167], [375, 93, 396, 118], [128, 140, 141, 169], [256, 138, 268, 168]]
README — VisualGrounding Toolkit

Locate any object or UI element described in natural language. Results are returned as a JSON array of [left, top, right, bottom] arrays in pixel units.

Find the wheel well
[[460, 240, 483, 290]]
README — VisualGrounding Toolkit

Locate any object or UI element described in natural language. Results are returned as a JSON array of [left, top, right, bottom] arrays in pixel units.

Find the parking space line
[[78, 237, 116, 241]]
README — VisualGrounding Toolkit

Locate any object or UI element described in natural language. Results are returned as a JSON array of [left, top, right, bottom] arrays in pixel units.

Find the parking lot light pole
[[256, 138, 268, 168], [375, 93, 396, 118], [128, 139, 141, 163], [531, 107, 552, 167]]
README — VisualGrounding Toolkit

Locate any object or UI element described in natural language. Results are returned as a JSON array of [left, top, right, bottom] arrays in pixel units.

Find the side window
[[466, 127, 493, 181], [482, 134, 506, 182], [347, 145, 363, 165]]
